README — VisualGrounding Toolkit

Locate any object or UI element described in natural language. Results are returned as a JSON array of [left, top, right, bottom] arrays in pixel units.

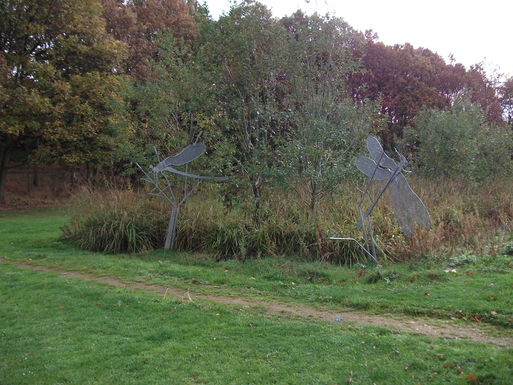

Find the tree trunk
[[164, 205, 179, 250], [33, 166, 40, 187], [309, 180, 317, 214], [251, 175, 262, 224], [0, 141, 12, 204]]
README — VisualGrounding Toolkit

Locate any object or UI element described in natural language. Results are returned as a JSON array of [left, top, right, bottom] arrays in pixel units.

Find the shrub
[[404, 97, 513, 180]]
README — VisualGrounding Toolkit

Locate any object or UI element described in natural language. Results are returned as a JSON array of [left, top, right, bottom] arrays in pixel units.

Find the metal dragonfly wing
[[355, 136, 430, 237], [152, 143, 206, 172], [151, 143, 227, 181]]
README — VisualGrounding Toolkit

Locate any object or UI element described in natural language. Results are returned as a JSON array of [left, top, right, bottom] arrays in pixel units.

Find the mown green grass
[[1, 209, 512, 328], [2, 264, 513, 385]]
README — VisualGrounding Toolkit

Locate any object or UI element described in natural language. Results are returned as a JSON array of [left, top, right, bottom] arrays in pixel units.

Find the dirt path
[[2, 258, 512, 348]]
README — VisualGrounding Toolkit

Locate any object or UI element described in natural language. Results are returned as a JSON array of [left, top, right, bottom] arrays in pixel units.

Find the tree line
[[1, 0, 512, 204]]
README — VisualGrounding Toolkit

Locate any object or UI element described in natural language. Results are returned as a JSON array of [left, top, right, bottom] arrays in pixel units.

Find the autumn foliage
[[349, 39, 507, 144], [101, 0, 197, 80]]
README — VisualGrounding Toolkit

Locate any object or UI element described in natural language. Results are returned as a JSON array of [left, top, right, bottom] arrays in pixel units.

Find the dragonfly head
[[398, 153, 407, 167], [393, 148, 408, 169]]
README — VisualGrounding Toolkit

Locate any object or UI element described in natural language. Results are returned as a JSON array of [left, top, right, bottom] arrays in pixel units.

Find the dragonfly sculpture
[[137, 143, 228, 250], [332, 136, 430, 262]]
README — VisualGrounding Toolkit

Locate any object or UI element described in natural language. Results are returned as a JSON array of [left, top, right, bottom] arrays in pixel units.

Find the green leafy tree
[[278, 94, 377, 213], [0, 0, 128, 202], [404, 97, 513, 180], [122, 31, 232, 177], [198, 1, 291, 220], [499, 76, 513, 127], [278, 12, 375, 213]]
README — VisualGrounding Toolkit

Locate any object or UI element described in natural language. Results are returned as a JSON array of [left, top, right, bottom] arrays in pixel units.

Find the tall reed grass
[[61, 188, 167, 253], [62, 178, 513, 263]]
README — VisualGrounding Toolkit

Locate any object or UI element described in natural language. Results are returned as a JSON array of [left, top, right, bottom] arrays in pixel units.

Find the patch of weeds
[[262, 271, 286, 281], [476, 254, 513, 273], [365, 268, 400, 284], [424, 271, 445, 281], [500, 238, 513, 256], [447, 254, 478, 267], [407, 273, 420, 283], [297, 268, 331, 283]]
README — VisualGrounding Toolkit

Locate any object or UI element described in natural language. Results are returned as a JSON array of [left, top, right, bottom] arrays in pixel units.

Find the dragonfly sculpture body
[[137, 143, 228, 250], [331, 136, 430, 262], [356, 136, 430, 238]]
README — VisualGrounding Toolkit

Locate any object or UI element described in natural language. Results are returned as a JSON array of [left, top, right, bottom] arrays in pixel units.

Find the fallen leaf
[[466, 372, 479, 384]]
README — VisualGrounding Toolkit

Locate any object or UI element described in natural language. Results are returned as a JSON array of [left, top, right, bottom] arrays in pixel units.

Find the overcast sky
[[203, 0, 513, 79]]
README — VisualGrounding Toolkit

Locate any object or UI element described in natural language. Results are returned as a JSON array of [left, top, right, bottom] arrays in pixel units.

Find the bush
[[404, 98, 513, 180]]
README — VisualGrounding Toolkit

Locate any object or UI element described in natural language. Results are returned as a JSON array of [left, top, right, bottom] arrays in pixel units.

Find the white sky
[[204, 0, 513, 79]]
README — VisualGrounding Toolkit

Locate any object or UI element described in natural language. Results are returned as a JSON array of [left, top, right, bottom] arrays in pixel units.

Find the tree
[[348, 39, 505, 146], [119, 28, 234, 179], [464, 64, 504, 126], [199, 1, 291, 220], [349, 41, 462, 143], [278, 12, 374, 213], [499, 76, 513, 127], [404, 97, 513, 180], [0, 0, 128, 202], [101, 0, 197, 80]]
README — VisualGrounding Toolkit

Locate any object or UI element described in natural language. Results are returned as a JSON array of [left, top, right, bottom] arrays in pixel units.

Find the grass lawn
[[2, 263, 513, 385], [1, 209, 512, 328]]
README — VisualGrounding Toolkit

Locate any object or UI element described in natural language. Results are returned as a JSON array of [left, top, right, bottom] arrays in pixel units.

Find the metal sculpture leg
[[164, 205, 179, 250]]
